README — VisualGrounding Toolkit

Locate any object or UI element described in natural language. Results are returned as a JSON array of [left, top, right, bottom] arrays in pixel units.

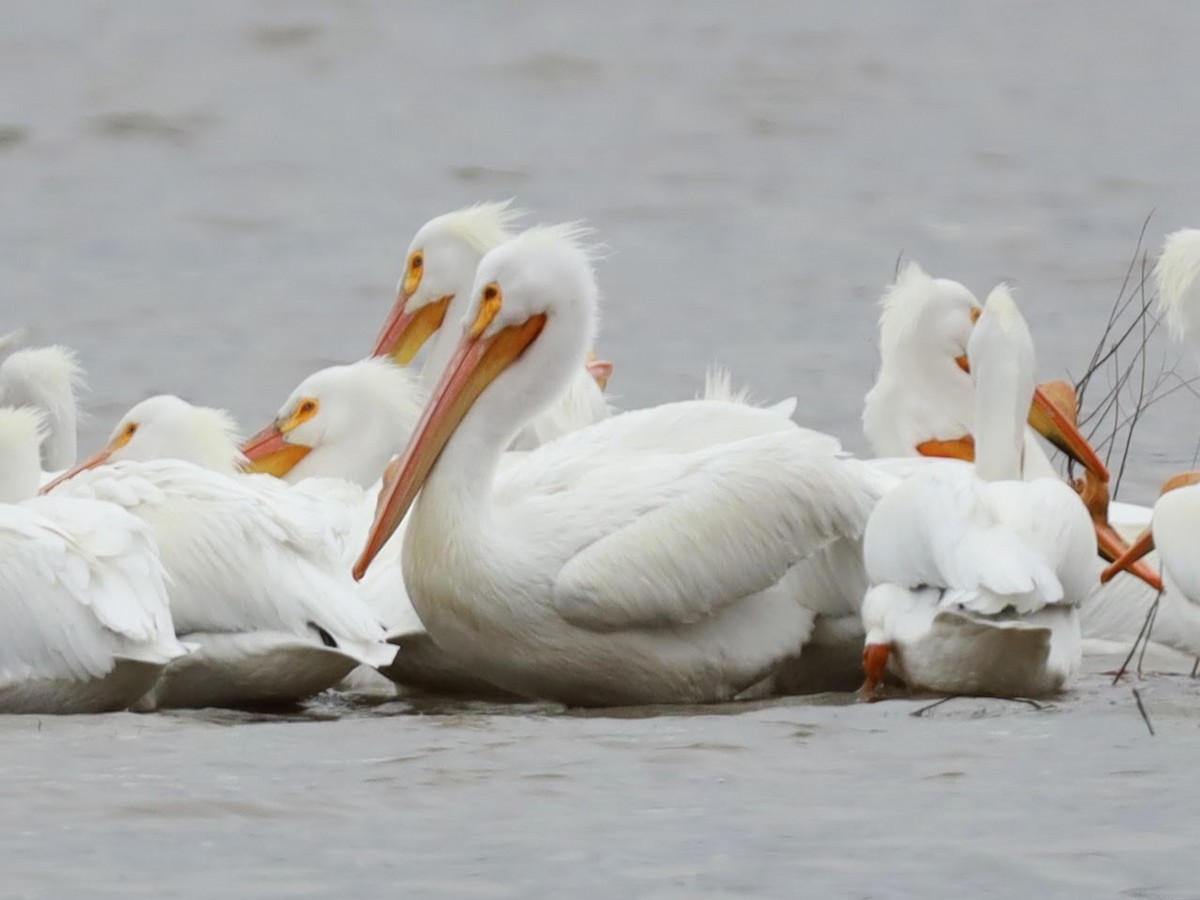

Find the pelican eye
[[111, 420, 138, 450], [469, 283, 504, 339], [402, 251, 425, 296]]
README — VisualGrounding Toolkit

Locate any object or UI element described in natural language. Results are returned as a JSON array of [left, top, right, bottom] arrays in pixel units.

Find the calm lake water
[[3, 2, 1200, 897]]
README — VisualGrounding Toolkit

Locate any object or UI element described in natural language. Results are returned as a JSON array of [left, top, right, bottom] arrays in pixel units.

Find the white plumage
[[860, 262, 1167, 660], [860, 287, 1098, 697], [372, 203, 612, 449], [0, 407, 185, 713], [355, 226, 891, 706], [1100, 229, 1200, 659], [45, 395, 398, 708], [0, 344, 83, 472], [242, 357, 510, 695]]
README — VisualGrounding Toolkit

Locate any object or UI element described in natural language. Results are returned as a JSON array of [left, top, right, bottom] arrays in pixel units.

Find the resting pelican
[[861, 287, 1100, 698], [861, 263, 1167, 660], [1104, 229, 1200, 656], [43, 395, 398, 709], [0, 345, 83, 472], [241, 358, 516, 695], [0, 407, 185, 713], [371, 203, 612, 449], [351, 225, 910, 707]]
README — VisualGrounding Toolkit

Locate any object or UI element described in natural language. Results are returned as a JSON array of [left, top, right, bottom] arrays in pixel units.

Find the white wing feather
[[548, 430, 881, 632], [0, 499, 182, 685], [51, 460, 396, 667], [864, 464, 1081, 615]]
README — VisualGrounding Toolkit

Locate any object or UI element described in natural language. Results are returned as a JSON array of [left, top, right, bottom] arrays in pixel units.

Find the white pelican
[[241, 358, 515, 695], [1103, 228, 1200, 656], [242, 357, 425, 489], [860, 287, 1100, 698], [370, 202, 612, 448], [0, 407, 185, 713], [861, 263, 1166, 649], [43, 395, 398, 709], [352, 225, 902, 707], [0, 345, 82, 472]]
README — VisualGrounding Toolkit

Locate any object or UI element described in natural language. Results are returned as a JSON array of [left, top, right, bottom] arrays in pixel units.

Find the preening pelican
[[43, 395, 398, 709], [1103, 229, 1200, 656], [862, 262, 1163, 594], [0, 345, 83, 472], [371, 202, 612, 449], [0, 407, 185, 713], [354, 225, 895, 707], [861, 287, 1101, 698]]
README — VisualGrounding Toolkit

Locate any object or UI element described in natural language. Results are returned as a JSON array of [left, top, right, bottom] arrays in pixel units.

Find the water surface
[[2, 3, 1199, 895]]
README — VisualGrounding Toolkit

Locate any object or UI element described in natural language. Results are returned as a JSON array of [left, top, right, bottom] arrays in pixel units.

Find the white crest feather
[[1155, 228, 1200, 347], [511, 221, 606, 264], [0, 330, 26, 356], [436, 200, 528, 255], [0, 345, 86, 401], [878, 262, 936, 357]]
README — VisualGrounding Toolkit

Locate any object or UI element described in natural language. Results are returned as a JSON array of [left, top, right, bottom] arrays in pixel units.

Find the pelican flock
[[2, 201, 1195, 714]]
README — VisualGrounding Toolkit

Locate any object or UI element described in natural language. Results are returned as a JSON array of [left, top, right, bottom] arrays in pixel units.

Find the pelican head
[[371, 201, 526, 368], [1155, 228, 1200, 348], [0, 406, 48, 503], [355, 223, 598, 578], [878, 262, 982, 373], [241, 357, 425, 487], [863, 263, 982, 458], [41, 395, 243, 491], [0, 345, 84, 471]]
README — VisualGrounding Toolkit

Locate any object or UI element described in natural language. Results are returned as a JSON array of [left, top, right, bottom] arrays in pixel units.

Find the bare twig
[[1131, 687, 1155, 737], [910, 695, 1047, 717]]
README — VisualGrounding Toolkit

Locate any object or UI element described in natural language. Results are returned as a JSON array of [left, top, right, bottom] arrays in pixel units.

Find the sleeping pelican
[[43, 395, 398, 709], [371, 203, 612, 449], [352, 224, 912, 707], [1103, 229, 1200, 657], [861, 287, 1100, 698], [0, 407, 185, 713], [0, 345, 83, 472]]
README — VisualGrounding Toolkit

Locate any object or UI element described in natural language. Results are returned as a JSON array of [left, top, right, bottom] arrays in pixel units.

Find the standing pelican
[[371, 203, 612, 448], [860, 287, 1100, 698], [353, 225, 900, 707], [0, 407, 185, 713], [1104, 229, 1200, 656], [43, 395, 398, 709]]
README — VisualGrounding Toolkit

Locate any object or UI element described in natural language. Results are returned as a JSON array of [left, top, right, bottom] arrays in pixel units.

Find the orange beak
[[1101, 470, 1200, 588], [40, 437, 128, 494], [370, 292, 451, 365], [353, 313, 547, 579], [915, 380, 1109, 482], [1025, 383, 1109, 482], [240, 423, 312, 477], [1100, 528, 1157, 586]]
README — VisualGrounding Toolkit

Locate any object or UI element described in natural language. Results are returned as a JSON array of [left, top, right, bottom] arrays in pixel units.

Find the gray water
[[3, 2, 1200, 896]]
